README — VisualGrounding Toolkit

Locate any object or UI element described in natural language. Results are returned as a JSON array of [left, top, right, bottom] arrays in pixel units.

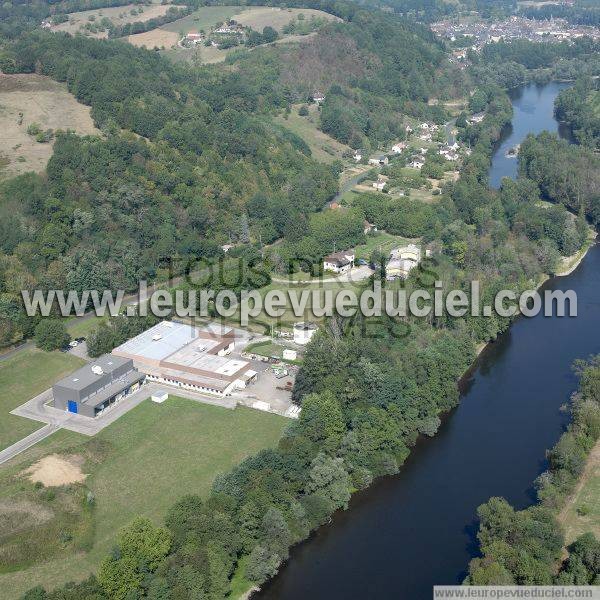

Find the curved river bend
[[257, 82, 598, 600]]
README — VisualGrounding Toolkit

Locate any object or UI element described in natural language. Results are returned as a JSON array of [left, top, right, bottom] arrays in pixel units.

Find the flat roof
[[164, 343, 248, 376], [81, 370, 145, 408], [113, 321, 199, 361], [54, 355, 132, 392]]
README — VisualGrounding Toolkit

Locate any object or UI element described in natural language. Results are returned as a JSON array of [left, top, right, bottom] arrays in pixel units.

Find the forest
[[555, 77, 600, 150]]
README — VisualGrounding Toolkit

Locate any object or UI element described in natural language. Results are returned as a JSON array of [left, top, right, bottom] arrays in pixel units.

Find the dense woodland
[[555, 77, 600, 150], [467, 356, 600, 585]]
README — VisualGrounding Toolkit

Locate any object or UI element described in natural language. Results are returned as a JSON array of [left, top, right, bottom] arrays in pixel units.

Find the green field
[[0, 349, 85, 449], [354, 231, 412, 260], [161, 5, 246, 34], [275, 104, 351, 164], [66, 314, 106, 339], [0, 398, 287, 599]]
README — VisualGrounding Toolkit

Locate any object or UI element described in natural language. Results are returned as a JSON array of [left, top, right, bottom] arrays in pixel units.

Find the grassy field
[[65, 315, 107, 339], [51, 1, 172, 38], [0, 398, 287, 599], [354, 232, 412, 260], [135, 5, 336, 60], [276, 104, 351, 163], [232, 7, 340, 31], [0, 74, 99, 179], [0, 349, 85, 450], [129, 5, 244, 49], [559, 440, 600, 545]]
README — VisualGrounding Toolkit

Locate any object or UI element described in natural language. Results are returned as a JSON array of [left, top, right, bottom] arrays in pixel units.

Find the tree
[[34, 319, 70, 351]]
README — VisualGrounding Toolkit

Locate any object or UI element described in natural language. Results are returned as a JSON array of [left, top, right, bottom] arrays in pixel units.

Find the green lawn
[[354, 232, 412, 260], [0, 349, 86, 449], [65, 315, 106, 339], [0, 398, 287, 599]]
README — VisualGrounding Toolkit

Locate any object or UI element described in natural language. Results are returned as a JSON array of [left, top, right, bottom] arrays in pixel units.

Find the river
[[256, 81, 597, 600]]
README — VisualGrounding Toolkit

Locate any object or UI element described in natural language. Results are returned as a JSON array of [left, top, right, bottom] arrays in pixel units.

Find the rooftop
[[54, 355, 132, 392], [113, 321, 201, 361]]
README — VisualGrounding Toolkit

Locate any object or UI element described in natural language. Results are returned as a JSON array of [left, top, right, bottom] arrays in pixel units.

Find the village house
[[469, 112, 485, 124], [372, 179, 386, 191], [391, 142, 407, 154], [409, 159, 424, 169], [313, 92, 326, 105], [387, 244, 422, 279], [368, 154, 388, 166], [323, 250, 355, 274], [353, 149, 363, 162]]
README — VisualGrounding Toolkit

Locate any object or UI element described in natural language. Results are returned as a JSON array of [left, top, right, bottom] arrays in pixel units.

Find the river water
[[257, 81, 598, 600]]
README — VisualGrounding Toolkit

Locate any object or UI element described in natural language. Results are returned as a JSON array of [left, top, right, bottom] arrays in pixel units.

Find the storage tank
[[293, 322, 318, 346]]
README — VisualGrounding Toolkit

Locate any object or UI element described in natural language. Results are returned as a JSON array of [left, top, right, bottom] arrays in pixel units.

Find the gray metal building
[[52, 355, 145, 418]]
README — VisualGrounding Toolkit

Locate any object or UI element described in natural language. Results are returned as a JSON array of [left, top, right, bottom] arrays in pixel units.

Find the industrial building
[[52, 355, 145, 418], [112, 321, 257, 397]]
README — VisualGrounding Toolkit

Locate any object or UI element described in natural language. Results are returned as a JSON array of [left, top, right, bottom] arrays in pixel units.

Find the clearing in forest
[[50, 1, 173, 39], [0, 74, 99, 179]]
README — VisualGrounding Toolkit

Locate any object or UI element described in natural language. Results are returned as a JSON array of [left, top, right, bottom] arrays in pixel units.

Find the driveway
[[271, 265, 373, 285]]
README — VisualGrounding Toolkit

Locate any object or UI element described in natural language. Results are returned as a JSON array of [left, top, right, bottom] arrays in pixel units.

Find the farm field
[[0, 348, 85, 450], [231, 7, 340, 31], [276, 103, 352, 163], [50, 1, 173, 38], [0, 399, 287, 599], [0, 74, 99, 179], [131, 5, 337, 60], [559, 440, 600, 545]]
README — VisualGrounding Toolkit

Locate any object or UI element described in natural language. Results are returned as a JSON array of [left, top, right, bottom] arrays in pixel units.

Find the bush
[[34, 319, 70, 351], [298, 105, 309, 116]]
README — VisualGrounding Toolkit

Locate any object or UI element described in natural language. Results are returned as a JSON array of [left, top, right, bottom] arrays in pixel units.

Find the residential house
[[313, 92, 326, 104], [391, 142, 407, 154], [368, 154, 389, 166], [373, 179, 386, 191], [409, 159, 424, 169], [323, 250, 355, 274]]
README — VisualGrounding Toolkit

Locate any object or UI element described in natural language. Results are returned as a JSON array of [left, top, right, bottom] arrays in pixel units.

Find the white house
[[373, 179, 386, 191], [391, 142, 407, 154], [368, 154, 388, 166], [313, 92, 325, 104], [353, 150, 363, 162], [323, 250, 355, 274], [409, 159, 424, 169]]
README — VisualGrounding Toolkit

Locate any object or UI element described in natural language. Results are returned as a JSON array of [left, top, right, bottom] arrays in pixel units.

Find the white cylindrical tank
[[293, 322, 318, 345]]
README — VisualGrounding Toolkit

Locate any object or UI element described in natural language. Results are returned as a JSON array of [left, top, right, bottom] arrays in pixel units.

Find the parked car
[[356, 258, 368, 266], [69, 340, 79, 348]]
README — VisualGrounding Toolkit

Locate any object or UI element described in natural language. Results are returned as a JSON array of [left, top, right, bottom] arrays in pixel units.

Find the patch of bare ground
[[0, 74, 99, 178], [23, 454, 87, 487]]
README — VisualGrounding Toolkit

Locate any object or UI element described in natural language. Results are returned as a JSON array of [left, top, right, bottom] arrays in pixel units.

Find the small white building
[[391, 142, 407, 154], [283, 348, 298, 361], [373, 179, 386, 191], [409, 160, 424, 170], [293, 322, 318, 345], [323, 250, 355, 274], [353, 150, 363, 162], [313, 92, 325, 104], [152, 391, 168, 403]]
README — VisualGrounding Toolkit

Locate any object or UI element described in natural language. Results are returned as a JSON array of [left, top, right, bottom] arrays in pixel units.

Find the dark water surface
[[257, 81, 597, 600]]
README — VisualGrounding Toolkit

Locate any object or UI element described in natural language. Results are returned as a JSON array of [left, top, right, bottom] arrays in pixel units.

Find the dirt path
[[557, 439, 600, 543]]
